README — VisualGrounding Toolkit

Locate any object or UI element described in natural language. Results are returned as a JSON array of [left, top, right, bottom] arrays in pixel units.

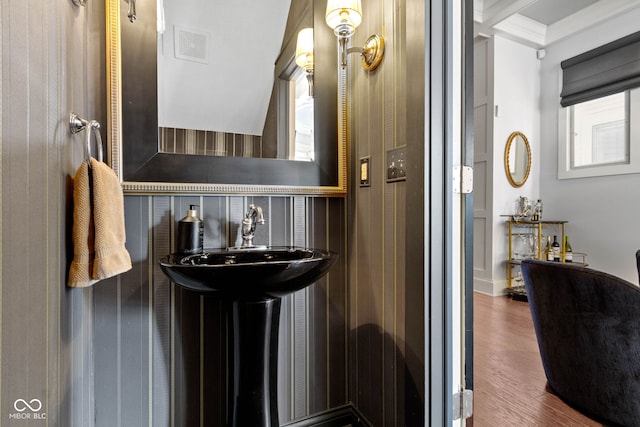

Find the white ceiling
[[158, 0, 292, 135], [474, 0, 640, 48], [518, 0, 598, 25]]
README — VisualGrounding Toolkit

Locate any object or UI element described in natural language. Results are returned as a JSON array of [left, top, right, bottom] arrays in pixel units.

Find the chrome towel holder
[[69, 112, 104, 163]]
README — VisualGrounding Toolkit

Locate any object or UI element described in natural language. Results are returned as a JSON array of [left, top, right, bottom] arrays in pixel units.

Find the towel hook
[[70, 113, 104, 162], [69, 112, 89, 134]]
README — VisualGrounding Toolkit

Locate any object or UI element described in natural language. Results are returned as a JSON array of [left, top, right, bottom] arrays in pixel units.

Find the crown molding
[[492, 13, 546, 48], [474, 0, 640, 47]]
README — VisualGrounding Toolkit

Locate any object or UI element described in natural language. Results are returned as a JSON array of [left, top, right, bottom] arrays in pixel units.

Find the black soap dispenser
[[177, 205, 204, 254]]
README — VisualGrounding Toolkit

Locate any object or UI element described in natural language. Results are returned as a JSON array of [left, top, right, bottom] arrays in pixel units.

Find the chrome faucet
[[240, 204, 266, 248]]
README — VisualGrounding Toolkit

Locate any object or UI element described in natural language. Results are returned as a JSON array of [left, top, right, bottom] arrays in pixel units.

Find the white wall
[[540, 9, 640, 283], [473, 35, 541, 295], [492, 35, 541, 287]]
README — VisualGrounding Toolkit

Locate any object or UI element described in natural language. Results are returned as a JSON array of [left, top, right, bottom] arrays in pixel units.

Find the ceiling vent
[[174, 25, 210, 64]]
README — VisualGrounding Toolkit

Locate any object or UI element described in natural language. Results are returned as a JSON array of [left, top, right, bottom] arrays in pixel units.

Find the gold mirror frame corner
[[106, 0, 123, 184], [504, 131, 531, 188], [105, 0, 347, 197]]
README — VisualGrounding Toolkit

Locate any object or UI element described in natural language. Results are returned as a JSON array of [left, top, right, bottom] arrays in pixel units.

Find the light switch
[[360, 157, 370, 187]]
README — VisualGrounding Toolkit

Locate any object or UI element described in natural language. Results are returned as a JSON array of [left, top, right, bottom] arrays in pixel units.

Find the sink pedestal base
[[159, 247, 338, 425], [228, 298, 281, 427]]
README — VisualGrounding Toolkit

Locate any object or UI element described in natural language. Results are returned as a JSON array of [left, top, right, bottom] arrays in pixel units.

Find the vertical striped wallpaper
[[2, 1, 352, 424], [1, 0, 423, 425], [1, 0, 104, 425], [159, 127, 266, 159], [346, 0, 416, 424]]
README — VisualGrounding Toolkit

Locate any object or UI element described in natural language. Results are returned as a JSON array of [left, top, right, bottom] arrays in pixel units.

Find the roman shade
[[560, 31, 640, 107]]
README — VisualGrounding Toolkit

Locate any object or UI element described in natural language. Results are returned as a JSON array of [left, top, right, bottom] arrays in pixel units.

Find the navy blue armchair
[[521, 259, 640, 426]]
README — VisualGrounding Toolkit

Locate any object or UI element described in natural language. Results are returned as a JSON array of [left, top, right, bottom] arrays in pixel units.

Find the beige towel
[[68, 161, 98, 287], [68, 159, 132, 287]]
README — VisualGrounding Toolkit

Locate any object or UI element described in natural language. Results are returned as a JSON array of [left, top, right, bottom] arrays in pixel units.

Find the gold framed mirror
[[106, 0, 346, 195], [504, 131, 531, 188]]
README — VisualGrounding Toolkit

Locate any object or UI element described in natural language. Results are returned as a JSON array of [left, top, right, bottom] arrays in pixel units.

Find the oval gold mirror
[[504, 131, 531, 188]]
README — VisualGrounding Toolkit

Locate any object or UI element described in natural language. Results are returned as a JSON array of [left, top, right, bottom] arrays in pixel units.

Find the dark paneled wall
[[346, 0, 424, 424]]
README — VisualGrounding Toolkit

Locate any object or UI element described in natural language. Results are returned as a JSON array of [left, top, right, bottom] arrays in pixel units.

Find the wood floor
[[470, 292, 603, 426]]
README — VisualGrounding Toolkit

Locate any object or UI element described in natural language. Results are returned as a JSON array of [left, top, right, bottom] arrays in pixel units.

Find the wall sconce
[[295, 28, 314, 97], [325, 0, 384, 71]]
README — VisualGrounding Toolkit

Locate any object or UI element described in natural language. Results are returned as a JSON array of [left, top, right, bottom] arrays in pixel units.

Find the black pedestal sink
[[159, 246, 337, 426]]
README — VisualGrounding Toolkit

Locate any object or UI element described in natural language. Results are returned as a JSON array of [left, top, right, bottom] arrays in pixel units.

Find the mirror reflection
[[157, 0, 313, 161], [504, 131, 531, 188]]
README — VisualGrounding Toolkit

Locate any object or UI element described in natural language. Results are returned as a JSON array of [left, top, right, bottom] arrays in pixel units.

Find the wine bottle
[[564, 235, 573, 262], [552, 235, 561, 262], [545, 235, 553, 261]]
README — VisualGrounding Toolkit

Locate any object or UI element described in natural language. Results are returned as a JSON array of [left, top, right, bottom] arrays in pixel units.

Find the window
[[559, 88, 640, 179], [570, 92, 628, 168], [558, 31, 640, 179], [292, 68, 315, 161], [276, 63, 315, 162]]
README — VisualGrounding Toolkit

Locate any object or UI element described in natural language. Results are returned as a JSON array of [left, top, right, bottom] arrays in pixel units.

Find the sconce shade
[[325, 0, 362, 37], [325, 0, 384, 70], [295, 28, 314, 71]]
